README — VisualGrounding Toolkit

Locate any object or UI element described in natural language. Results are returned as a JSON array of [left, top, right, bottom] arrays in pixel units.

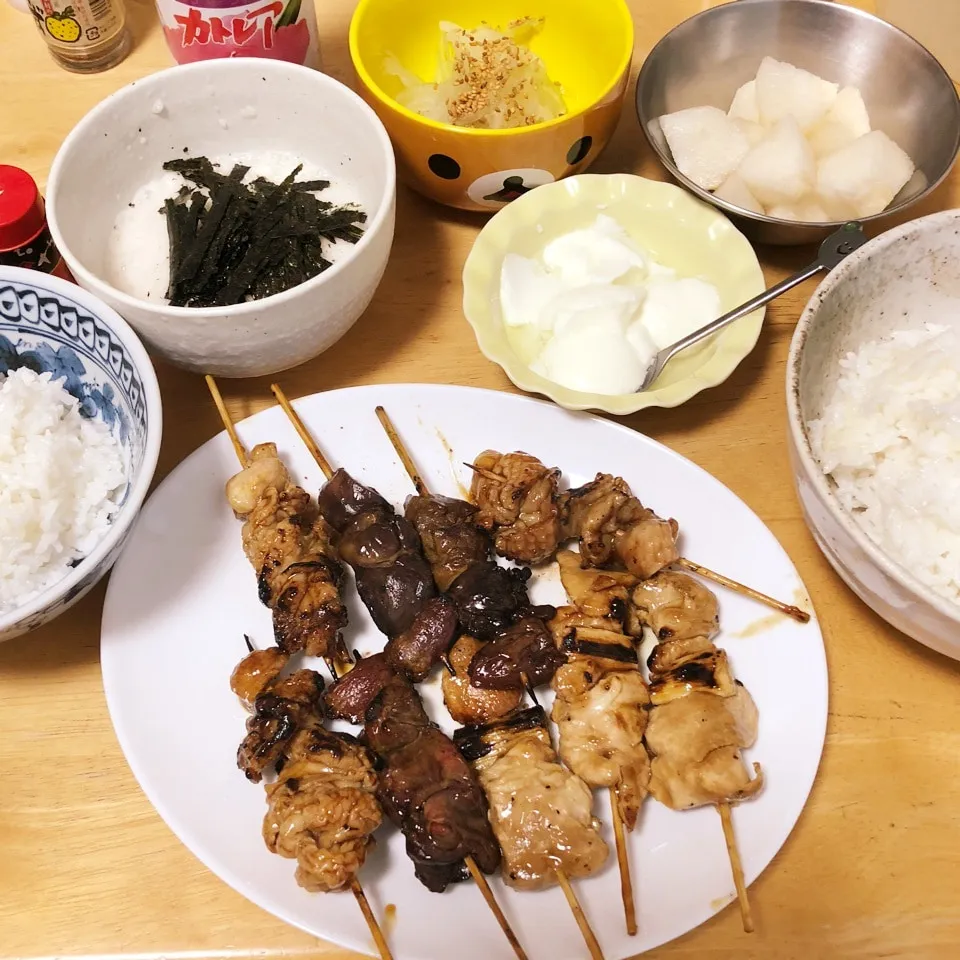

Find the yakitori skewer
[[673, 557, 808, 623], [205, 376, 393, 960], [269, 383, 529, 960], [466, 455, 809, 624], [375, 404, 608, 958]]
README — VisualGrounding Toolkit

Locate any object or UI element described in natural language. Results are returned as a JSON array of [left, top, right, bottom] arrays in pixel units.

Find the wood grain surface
[[1, 2, 959, 959]]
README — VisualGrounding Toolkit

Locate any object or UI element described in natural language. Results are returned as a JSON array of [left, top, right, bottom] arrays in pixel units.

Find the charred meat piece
[[316, 468, 392, 534], [446, 560, 532, 640], [556, 549, 636, 624], [323, 653, 396, 724], [442, 634, 523, 726], [549, 607, 651, 830], [469, 450, 562, 564], [237, 669, 325, 782], [405, 494, 490, 592], [263, 717, 381, 892], [559, 473, 680, 579], [318, 470, 437, 638], [455, 708, 609, 891], [468, 616, 566, 691], [385, 595, 458, 682], [226, 443, 347, 659], [365, 673, 501, 892], [645, 637, 763, 810], [230, 645, 289, 712], [630, 571, 719, 641]]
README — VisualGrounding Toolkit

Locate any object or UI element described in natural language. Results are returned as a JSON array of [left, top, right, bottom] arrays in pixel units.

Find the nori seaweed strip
[[212, 166, 304, 305], [160, 158, 367, 307]]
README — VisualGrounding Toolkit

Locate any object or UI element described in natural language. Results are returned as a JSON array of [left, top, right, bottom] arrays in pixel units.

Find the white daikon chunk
[[807, 86, 872, 158], [732, 117, 766, 147], [816, 130, 916, 218], [755, 56, 839, 132], [659, 106, 750, 190], [728, 80, 760, 123], [714, 172, 764, 214], [737, 117, 816, 207], [768, 196, 830, 222]]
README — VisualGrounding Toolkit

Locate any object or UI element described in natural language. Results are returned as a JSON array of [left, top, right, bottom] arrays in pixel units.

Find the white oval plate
[[101, 384, 827, 960]]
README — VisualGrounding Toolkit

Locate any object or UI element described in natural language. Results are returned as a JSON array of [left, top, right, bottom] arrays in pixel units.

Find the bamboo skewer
[[674, 557, 809, 624], [375, 404, 607, 960], [609, 788, 637, 937], [206, 375, 394, 960], [718, 802, 754, 934], [269, 384, 529, 960]]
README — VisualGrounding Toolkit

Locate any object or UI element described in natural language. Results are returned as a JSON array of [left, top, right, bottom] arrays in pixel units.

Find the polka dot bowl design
[[349, 0, 634, 212]]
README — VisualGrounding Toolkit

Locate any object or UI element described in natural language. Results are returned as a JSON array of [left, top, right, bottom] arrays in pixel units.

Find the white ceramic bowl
[[0, 267, 162, 641], [47, 59, 396, 378], [787, 209, 960, 660]]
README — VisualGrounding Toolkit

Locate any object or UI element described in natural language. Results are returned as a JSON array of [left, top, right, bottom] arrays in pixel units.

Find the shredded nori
[[159, 157, 366, 308]]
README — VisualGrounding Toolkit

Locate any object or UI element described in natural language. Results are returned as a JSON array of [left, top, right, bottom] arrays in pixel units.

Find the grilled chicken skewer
[[471, 453, 809, 623], [270, 384, 528, 960], [375, 405, 609, 960], [548, 601, 651, 936], [561, 547, 761, 933], [206, 376, 392, 960]]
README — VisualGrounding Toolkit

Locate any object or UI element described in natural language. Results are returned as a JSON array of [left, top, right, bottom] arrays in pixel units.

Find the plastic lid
[[0, 165, 45, 252]]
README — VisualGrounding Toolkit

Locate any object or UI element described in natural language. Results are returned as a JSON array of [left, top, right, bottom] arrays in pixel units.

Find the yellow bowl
[[348, 0, 634, 211], [462, 174, 767, 415]]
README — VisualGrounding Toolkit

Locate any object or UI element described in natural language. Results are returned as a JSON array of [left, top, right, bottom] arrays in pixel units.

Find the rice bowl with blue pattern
[[0, 267, 162, 641]]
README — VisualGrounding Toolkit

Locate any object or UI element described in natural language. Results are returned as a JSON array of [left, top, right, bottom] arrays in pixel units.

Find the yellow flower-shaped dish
[[462, 174, 767, 414]]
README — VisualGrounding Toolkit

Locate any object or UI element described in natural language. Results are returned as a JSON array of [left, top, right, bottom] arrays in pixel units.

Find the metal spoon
[[636, 222, 869, 391]]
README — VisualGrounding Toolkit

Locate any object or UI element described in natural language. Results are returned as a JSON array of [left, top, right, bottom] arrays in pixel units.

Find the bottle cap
[[0, 165, 46, 252]]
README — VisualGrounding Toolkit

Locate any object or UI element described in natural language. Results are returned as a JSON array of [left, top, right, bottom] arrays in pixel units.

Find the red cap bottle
[[0, 165, 71, 280]]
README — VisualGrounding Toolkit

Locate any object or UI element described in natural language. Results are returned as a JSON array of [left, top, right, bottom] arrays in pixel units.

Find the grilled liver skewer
[[205, 376, 392, 960], [270, 384, 527, 960], [375, 406, 609, 960], [471, 452, 809, 624]]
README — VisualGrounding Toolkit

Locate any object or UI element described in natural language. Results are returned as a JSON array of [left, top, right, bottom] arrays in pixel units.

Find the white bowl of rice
[[787, 209, 960, 661], [0, 267, 161, 641]]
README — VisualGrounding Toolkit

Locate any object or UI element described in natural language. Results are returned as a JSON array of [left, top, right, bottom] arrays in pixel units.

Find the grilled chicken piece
[[366, 672, 501, 892], [385, 595, 458, 682], [237, 669, 326, 783], [317, 468, 437, 639], [559, 473, 679, 579], [226, 443, 347, 659], [442, 635, 523, 726], [455, 708, 609, 890], [405, 494, 489, 592], [549, 607, 651, 829], [644, 638, 763, 810], [445, 559, 533, 640], [630, 571, 719, 641], [556, 549, 636, 623], [467, 615, 566, 691], [469, 450, 562, 564], [230, 645, 289, 711], [263, 718, 381, 892]]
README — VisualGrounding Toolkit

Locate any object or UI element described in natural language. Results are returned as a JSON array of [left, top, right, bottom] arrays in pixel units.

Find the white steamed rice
[[808, 322, 960, 604], [0, 367, 125, 615]]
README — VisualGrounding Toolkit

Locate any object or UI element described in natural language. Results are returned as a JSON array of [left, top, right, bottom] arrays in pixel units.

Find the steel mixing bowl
[[635, 0, 960, 246]]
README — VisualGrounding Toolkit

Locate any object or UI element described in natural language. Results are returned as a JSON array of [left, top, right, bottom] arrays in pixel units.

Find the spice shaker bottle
[[154, 0, 320, 68], [25, 0, 130, 73], [0, 166, 72, 281]]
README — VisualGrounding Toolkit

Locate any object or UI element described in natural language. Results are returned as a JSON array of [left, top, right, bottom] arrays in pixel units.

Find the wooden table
[[2, 2, 959, 958]]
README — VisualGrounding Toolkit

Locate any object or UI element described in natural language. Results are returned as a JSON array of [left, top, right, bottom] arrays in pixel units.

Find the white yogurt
[[500, 215, 722, 395], [104, 150, 360, 305]]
